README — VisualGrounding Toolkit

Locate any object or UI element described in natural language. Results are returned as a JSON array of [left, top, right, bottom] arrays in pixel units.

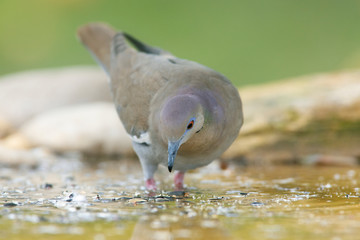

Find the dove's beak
[[168, 140, 181, 172]]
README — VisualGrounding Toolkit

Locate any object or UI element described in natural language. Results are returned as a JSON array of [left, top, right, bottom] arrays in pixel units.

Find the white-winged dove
[[77, 23, 243, 190]]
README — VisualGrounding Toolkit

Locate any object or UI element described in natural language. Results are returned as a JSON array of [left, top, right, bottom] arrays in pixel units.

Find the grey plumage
[[77, 22, 243, 190]]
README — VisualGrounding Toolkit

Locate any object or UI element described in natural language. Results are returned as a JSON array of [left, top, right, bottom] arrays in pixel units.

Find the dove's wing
[[109, 33, 178, 139]]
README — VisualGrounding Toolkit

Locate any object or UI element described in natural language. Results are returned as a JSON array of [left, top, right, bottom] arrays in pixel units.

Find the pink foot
[[174, 171, 185, 190], [145, 178, 157, 191]]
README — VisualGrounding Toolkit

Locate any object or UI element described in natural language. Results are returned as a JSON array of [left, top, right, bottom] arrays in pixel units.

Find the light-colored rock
[[0, 117, 13, 138], [1, 132, 32, 150], [0, 66, 111, 127], [0, 144, 55, 166], [20, 102, 134, 156], [240, 70, 360, 135], [224, 70, 360, 164], [1, 66, 359, 163]]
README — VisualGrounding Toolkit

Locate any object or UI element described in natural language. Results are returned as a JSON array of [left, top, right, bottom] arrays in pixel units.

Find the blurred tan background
[[1, 0, 360, 86]]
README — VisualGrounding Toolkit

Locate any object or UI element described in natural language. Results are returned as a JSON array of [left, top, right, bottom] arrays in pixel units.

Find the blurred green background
[[1, 0, 360, 87]]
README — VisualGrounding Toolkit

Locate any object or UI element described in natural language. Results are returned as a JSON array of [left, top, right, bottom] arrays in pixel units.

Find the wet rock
[[208, 197, 225, 201], [251, 201, 264, 207], [155, 197, 171, 202], [224, 70, 360, 164], [129, 198, 147, 204], [115, 197, 133, 201], [4, 202, 18, 207], [167, 191, 188, 198], [0, 66, 111, 127], [155, 195, 175, 202], [19, 102, 133, 156]]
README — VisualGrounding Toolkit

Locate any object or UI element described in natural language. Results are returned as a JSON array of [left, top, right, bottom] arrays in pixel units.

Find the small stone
[[116, 197, 132, 201], [129, 198, 147, 204], [41, 183, 53, 189], [251, 202, 264, 207], [4, 202, 18, 207], [156, 195, 174, 201], [209, 197, 224, 201], [167, 191, 187, 198], [155, 197, 170, 202]]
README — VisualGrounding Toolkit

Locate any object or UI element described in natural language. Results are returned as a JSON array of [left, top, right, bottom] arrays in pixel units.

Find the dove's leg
[[140, 160, 158, 191], [132, 142, 158, 191], [174, 171, 185, 190], [145, 178, 157, 191]]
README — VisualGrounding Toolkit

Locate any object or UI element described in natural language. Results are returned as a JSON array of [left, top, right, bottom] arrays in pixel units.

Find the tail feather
[[77, 22, 117, 74], [123, 32, 166, 55]]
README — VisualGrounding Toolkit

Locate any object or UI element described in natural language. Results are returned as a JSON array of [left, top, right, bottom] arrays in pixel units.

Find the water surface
[[0, 157, 359, 240]]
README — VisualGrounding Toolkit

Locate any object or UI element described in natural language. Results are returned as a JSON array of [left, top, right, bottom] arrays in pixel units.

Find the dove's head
[[159, 94, 205, 172]]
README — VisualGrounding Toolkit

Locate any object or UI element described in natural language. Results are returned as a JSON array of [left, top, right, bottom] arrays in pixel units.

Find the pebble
[[43, 183, 53, 189], [129, 198, 147, 204], [208, 197, 225, 201], [116, 197, 133, 201], [4, 202, 18, 207], [167, 191, 188, 198], [251, 202, 264, 207]]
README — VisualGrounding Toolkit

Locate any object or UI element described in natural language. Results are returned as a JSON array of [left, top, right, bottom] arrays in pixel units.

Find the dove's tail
[[77, 22, 117, 74], [77, 22, 173, 74]]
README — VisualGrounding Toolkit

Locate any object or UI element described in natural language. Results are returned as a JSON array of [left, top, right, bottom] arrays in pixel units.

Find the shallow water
[[0, 157, 359, 240]]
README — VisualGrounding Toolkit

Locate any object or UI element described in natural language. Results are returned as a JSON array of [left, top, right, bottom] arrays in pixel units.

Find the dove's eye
[[187, 120, 194, 130]]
